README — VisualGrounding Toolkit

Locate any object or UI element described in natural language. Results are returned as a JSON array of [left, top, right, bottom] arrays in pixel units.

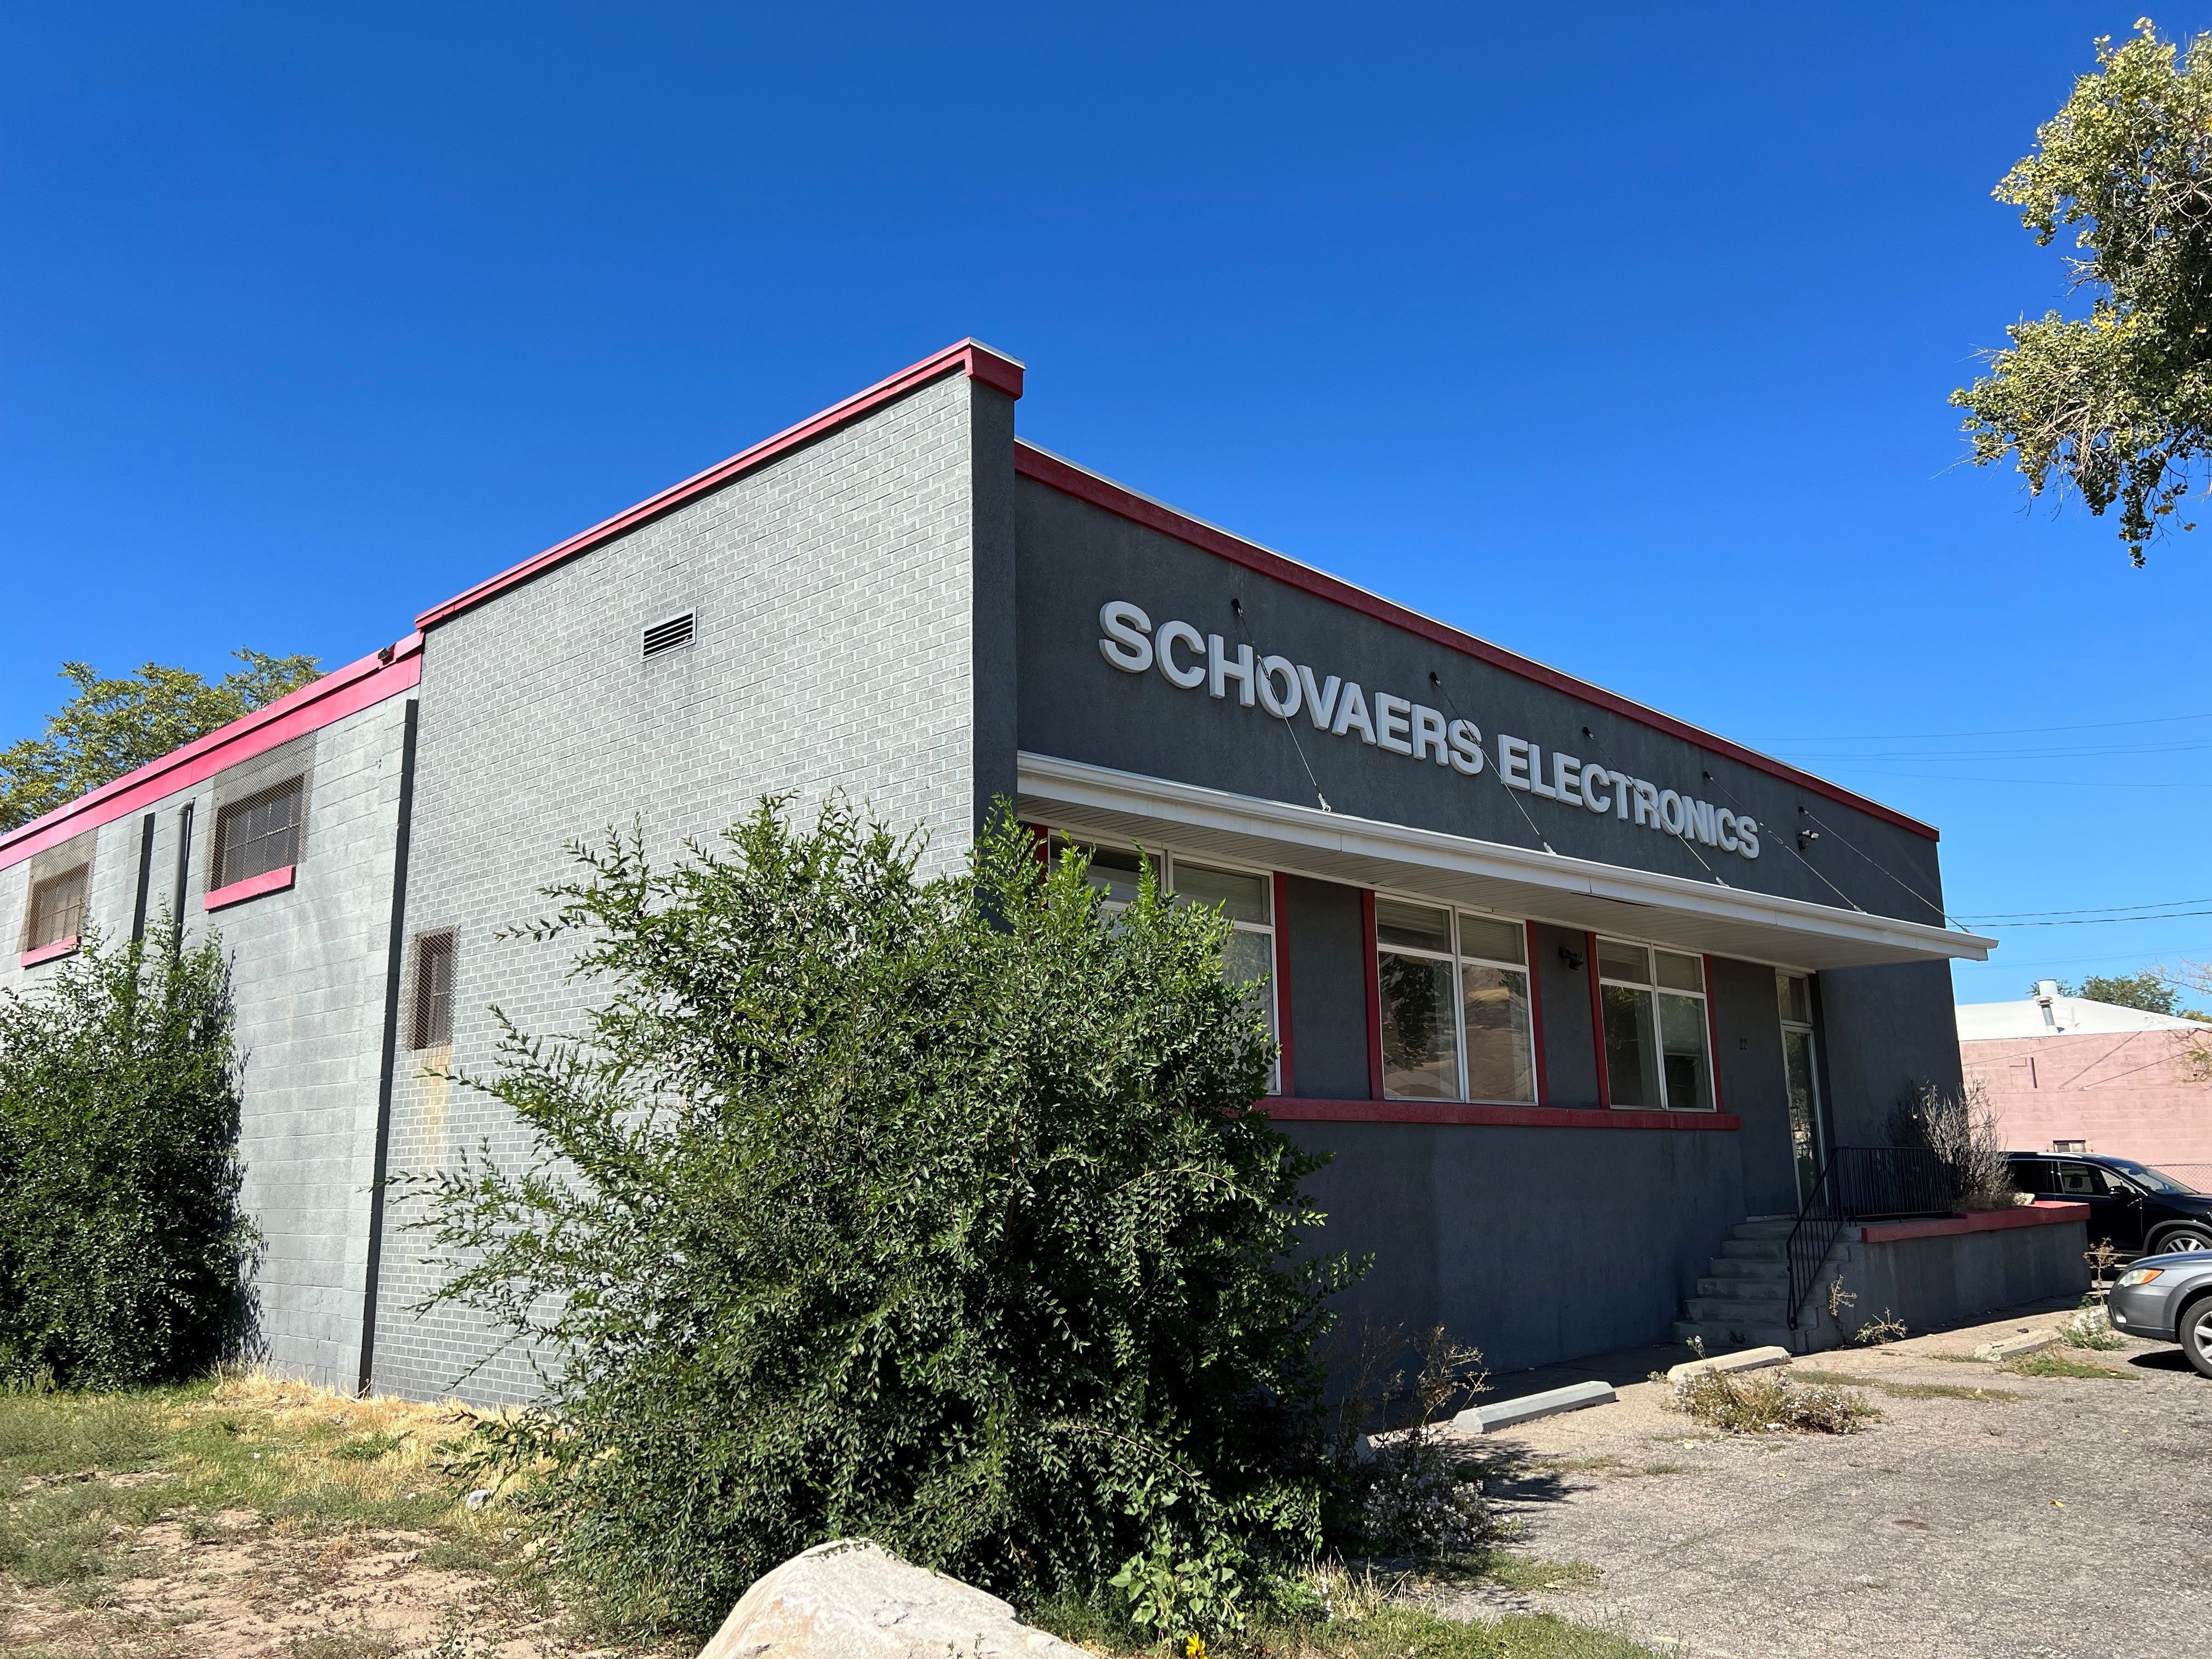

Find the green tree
[[0, 927, 256, 1387], [0, 651, 322, 832], [1951, 20, 2212, 563], [408, 800, 1354, 1637]]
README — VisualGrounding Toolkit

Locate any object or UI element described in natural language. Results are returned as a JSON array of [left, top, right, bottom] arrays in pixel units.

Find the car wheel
[[2152, 1225, 2212, 1256], [2183, 1297, 2212, 1381]]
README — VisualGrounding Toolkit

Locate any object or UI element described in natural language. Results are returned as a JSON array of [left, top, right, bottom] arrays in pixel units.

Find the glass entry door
[[1778, 973, 1824, 1205]]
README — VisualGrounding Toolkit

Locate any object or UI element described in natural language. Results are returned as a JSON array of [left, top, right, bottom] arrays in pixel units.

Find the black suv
[[2007, 1152, 2212, 1258]]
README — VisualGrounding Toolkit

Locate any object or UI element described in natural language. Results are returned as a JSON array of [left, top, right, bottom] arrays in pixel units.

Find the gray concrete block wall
[[0, 695, 410, 1390], [370, 369, 1002, 1403]]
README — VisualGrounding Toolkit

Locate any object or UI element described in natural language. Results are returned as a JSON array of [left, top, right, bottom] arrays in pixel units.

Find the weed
[[286, 1631, 405, 1659], [2001, 1351, 2136, 1380], [1850, 1311, 1908, 1346], [1662, 1366, 1880, 1435], [1791, 1369, 2019, 1404], [1545, 1455, 1688, 1479], [2060, 1308, 2126, 1351], [330, 1430, 408, 1463]]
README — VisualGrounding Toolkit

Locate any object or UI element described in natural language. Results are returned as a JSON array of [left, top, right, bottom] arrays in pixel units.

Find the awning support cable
[[1679, 760, 1865, 913], [1794, 804, 1963, 931], [1231, 598, 1331, 814], [1431, 670, 1554, 855], [1572, 725, 1726, 887]]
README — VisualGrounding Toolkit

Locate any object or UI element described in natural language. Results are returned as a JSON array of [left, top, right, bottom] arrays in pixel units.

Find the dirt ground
[[1419, 1302, 2212, 1659], [0, 1374, 661, 1659]]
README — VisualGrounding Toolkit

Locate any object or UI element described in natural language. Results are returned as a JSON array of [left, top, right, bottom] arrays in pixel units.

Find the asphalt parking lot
[[1423, 1301, 2212, 1659]]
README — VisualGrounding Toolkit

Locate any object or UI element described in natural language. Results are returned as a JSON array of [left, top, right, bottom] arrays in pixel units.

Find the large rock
[[699, 1539, 1091, 1659]]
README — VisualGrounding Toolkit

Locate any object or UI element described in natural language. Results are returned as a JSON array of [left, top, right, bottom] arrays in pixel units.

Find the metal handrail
[[1784, 1146, 1958, 1329]]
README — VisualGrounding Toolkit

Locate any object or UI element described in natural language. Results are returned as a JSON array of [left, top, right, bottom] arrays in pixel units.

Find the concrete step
[[1672, 1317, 1813, 1354], [1684, 1294, 1800, 1322], [1697, 1275, 1786, 1300], [1705, 1255, 1788, 1280], [1718, 1238, 1787, 1261], [1729, 1217, 1802, 1241]]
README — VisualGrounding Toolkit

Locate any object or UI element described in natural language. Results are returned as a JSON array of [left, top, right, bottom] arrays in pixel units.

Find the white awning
[[1017, 752, 1995, 974]]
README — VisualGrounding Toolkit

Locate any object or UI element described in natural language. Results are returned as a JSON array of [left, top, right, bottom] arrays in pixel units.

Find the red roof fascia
[[414, 338, 1025, 633], [1013, 441, 1939, 843], [0, 635, 424, 872]]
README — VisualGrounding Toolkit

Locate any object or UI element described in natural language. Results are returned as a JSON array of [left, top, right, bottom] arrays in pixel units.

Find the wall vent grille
[[643, 612, 696, 658]]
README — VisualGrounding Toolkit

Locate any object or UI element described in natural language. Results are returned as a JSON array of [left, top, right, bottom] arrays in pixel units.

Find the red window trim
[[1586, 930, 1611, 1109], [1702, 952, 1727, 1114], [205, 864, 296, 912], [19, 936, 79, 968], [1361, 889, 1384, 1100], [1523, 919, 1549, 1107], [1267, 1098, 1740, 1132], [1271, 871, 1296, 1098]]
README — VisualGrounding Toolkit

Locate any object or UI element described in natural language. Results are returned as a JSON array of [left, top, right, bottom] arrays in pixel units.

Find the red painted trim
[[1586, 931, 1611, 1109], [1267, 1098, 1740, 1132], [1523, 919, 1549, 1107], [417, 340, 1025, 633], [1272, 870, 1296, 1098], [1859, 1200, 2088, 1244], [1702, 952, 1726, 1115], [204, 864, 296, 912], [19, 936, 79, 968], [1361, 888, 1384, 1100], [1013, 441, 1937, 843], [1023, 820, 1049, 870], [0, 640, 423, 873]]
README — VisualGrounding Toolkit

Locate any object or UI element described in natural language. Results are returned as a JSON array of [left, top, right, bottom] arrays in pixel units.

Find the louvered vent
[[642, 612, 696, 658]]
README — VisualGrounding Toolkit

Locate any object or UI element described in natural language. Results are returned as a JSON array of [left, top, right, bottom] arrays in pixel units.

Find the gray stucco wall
[[1282, 875, 1370, 1099], [370, 368, 1013, 1403], [1816, 958, 1965, 1145], [1013, 478, 1948, 928], [0, 695, 410, 1390], [1288, 1121, 1747, 1375]]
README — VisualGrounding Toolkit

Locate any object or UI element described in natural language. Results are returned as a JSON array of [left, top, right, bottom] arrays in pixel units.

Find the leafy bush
[[0, 927, 255, 1386], [1324, 1323, 1498, 1558], [408, 799, 1357, 1637], [2060, 1308, 2125, 1351], [1889, 1078, 2015, 1210], [1662, 1365, 1878, 1436]]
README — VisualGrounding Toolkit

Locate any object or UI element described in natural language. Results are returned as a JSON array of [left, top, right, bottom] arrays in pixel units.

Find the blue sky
[[4, 2, 2207, 1006]]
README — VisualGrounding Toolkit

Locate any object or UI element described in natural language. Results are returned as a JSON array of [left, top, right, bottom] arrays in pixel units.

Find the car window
[[2057, 1163, 2102, 1197], [2096, 1168, 2139, 1197], [2010, 1159, 2055, 1194], [2127, 1164, 2202, 1196]]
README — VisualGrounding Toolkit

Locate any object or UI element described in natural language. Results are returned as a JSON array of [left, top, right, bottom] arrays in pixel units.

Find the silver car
[[2108, 1250, 2212, 1377]]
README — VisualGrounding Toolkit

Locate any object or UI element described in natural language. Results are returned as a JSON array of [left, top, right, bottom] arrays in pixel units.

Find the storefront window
[[1048, 835, 1278, 1092], [1776, 971, 1822, 1202], [1596, 938, 1714, 1111], [1376, 900, 1536, 1104]]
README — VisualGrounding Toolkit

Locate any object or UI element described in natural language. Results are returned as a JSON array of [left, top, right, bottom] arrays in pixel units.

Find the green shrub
[[0, 927, 255, 1387], [408, 799, 1357, 1637]]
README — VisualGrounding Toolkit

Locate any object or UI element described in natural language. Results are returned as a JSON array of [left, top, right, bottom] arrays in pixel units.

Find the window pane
[[1602, 984, 1660, 1107], [1463, 964, 1535, 1104], [1056, 839, 1159, 907], [1376, 898, 1452, 954], [1782, 1027, 1821, 1202], [1658, 992, 1714, 1111], [1596, 938, 1649, 985], [28, 867, 88, 949], [1777, 972, 1811, 1025], [1175, 861, 1269, 924], [1380, 950, 1459, 1098], [1655, 950, 1703, 993], [1458, 914, 1525, 966]]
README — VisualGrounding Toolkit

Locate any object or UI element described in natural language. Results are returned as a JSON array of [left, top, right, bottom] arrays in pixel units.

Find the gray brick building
[[2, 339, 2010, 1398]]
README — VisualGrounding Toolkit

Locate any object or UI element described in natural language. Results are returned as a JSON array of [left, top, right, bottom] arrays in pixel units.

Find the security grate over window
[[642, 611, 696, 658], [25, 866, 89, 951], [211, 776, 305, 890], [410, 929, 456, 1049]]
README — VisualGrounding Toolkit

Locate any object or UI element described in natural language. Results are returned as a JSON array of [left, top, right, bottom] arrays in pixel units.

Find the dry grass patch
[[1790, 1369, 2021, 1404], [0, 1371, 652, 1659]]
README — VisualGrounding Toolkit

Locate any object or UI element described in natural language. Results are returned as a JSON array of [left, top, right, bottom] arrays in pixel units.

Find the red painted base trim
[[19, 936, 79, 968], [1266, 1098, 1740, 1131], [1859, 1201, 2089, 1244], [204, 865, 296, 912]]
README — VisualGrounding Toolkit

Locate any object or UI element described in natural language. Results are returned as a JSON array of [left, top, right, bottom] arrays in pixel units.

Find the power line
[[1974, 909, 2212, 928], [1763, 711, 2212, 742], [1956, 897, 2212, 920]]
